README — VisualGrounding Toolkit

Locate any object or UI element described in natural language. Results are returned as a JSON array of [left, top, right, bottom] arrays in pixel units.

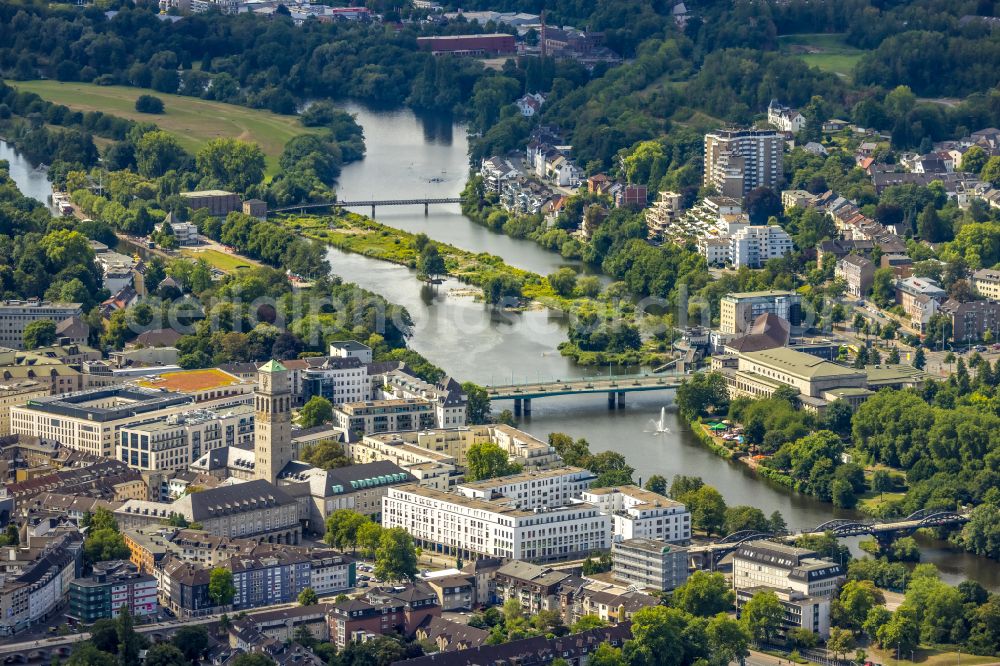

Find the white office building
[[732, 540, 845, 599], [580, 485, 691, 543], [0, 300, 83, 350], [116, 405, 254, 472], [382, 484, 611, 561]]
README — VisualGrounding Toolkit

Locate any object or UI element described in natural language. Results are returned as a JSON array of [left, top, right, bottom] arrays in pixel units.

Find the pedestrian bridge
[[484, 374, 685, 414]]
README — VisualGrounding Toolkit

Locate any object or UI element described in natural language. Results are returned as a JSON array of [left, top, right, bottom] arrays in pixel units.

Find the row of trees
[[324, 510, 419, 582]]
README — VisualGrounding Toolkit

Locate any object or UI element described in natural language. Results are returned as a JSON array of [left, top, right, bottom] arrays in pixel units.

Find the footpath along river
[[5, 111, 998, 587]]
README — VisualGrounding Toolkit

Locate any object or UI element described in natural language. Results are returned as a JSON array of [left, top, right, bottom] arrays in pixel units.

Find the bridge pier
[[514, 398, 522, 416], [424, 202, 429, 215], [608, 392, 615, 409], [523, 398, 531, 415], [617, 392, 625, 409], [371, 204, 376, 218]]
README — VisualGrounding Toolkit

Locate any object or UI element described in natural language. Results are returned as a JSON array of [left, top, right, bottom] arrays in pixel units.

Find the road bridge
[[687, 509, 969, 569], [269, 197, 462, 217], [484, 374, 685, 415]]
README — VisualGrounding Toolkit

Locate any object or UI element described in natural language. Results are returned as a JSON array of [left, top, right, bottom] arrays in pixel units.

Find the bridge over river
[[688, 508, 970, 569], [268, 197, 462, 217], [484, 374, 685, 415]]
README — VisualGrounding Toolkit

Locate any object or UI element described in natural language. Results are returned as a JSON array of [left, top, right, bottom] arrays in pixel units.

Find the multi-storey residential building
[[494, 561, 572, 615], [972, 268, 1000, 300], [328, 584, 440, 647], [580, 486, 691, 543], [0, 533, 82, 636], [611, 538, 689, 592], [328, 341, 374, 364], [333, 399, 437, 439], [116, 405, 254, 473], [480, 157, 520, 193], [767, 100, 805, 133], [382, 484, 611, 561], [735, 586, 833, 638], [455, 467, 596, 510], [835, 254, 875, 298], [704, 129, 784, 199], [231, 550, 311, 610], [10, 387, 194, 457], [720, 291, 803, 336], [381, 370, 467, 427], [68, 560, 157, 622], [939, 298, 1000, 342], [729, 225, 795, 268], [895, 277, 947, 333], [644, 191, 683, 239], [0, 300, 83, 350]]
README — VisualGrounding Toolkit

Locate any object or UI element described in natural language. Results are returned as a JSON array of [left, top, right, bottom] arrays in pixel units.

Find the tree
[[644, 474, 667, 495], [669, 475, 704, 499], [465, 441, 521, 481], [497, 409, 515, 425], [209, 568, 235, 606], [571, 615, 608, 633], [982, 156, 1000, 188], [462, 382, 490, 425], [917, 204, 947, 243], [959, 502, 1000, 559], [872, 268, 895, 307], [84, 528, 131, 565], [676, 372, 729, 420], [913, 347, 926, 369], [135, 130, 188, 178], [298, 587, 319, 606], [135, 95, 165, 114], [67, 643, 115, 666], [548, 433, 591, 467], [961, 146, 987, 174], [23, 319, 56, 349], [374, 527, 418, 582], [628, 605, 702, 666], [827, 627, 856, 660], [723, 506, 770, 535], [356, 521, 383, 558], [834, 580, 884, 632], [680, 485, 726, 536], [172, 625, 209, 663], [768, 511, 787, 535], [672, 571, 735, 617], [298, 395, 333, 428], [586, 450, 635, 487], [231, 655, 276, 666], [300, 439, 350, 470], [196, 138, 265, 192], [706, 614, 750, 666], [548, 268, 578, 297], [145, 644, 187, 666], [418, 244, 446, 280], [588, 643, 626, 666], [740, 590, 784, 644], [324, 510, 369, 550], [116, 606, 142, 666], [875, 609, 919, 654], [744, 187, 781, 225]]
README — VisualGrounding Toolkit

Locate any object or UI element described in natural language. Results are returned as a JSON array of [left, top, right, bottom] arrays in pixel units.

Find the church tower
[[254, 360, 292, 484]]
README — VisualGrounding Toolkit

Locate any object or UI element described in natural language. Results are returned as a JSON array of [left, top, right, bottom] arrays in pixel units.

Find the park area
[[180, 248, 257, 273], [14, 80, 315, 175], [779, 33, 868, 80]]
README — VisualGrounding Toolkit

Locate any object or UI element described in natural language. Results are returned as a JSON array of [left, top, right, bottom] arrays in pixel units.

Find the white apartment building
[[0, 300, 83, 350], [116, 405, 254, 473], [732, 540, 845, 599], [730, 225, 795, 268], [10, 387, 195, 457], [333, 399, 437, 439], [767, 100, 806, 134], [455, 466, 597, 510], [972, 268, 1000, 300], [382, 485, 611, 561], [301, 357, 372, 406], [328, 341, 373, 364], [580, 485, 691, 543]]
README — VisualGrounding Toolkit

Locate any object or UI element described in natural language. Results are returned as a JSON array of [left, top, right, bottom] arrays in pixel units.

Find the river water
[[5, 107, 999, 589]]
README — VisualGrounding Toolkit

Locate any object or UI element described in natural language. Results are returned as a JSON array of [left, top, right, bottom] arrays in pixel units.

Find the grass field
[[181, 248, 257, 272], [14, 80, 316, 175], [778, 33, 867, 80], [867, 644, 997, 666]]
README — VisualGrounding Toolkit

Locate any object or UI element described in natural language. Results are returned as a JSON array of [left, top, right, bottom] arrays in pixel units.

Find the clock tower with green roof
[[254, 359, 292, 484]]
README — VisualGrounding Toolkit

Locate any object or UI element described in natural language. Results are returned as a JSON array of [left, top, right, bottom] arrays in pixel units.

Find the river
[[5, 108, 999, 589], [0, 141, 53, 209]]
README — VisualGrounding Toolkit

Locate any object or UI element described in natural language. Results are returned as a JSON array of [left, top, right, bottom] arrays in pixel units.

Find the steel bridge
[[269, 197, 462, 217]]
